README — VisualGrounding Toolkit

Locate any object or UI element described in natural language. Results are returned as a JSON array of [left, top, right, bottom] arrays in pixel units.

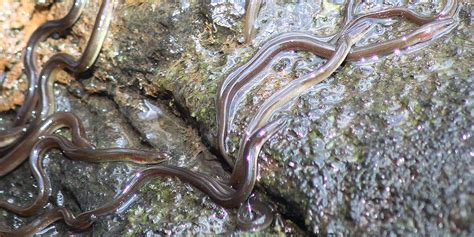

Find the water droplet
[[288, 161, 295, 168], [56, 191, 64, 207]]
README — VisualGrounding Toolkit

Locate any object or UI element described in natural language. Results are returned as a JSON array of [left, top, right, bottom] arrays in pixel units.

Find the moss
[[111, 1, 474, 234]]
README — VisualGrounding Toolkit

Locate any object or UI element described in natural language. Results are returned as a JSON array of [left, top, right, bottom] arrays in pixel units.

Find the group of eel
[[0, 0, 460, 235]]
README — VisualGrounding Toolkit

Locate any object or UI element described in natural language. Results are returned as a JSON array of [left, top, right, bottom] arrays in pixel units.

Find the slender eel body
[[242, 0, 456, 43], [0, 207, 84, 237], [35, 0, 114, 124], [1, 0, 111, 151], [0, 0, 167, 177], [244, 0, 262, 43], [0, 0, 461, 235], [230, 20, 374, 185], [0, 0, 115, 174], [0, 0, 85, 148], [0, 112, 92, 177], [328, 0, 457, 44], [0, 120, 283, 235], [0, 111, 166, 177], [0, 126, 26, 147], [216, 0, 458, 163], [246, 20, 456, 139], [0, 134, 167, 217], [15, 0, 86, 127]]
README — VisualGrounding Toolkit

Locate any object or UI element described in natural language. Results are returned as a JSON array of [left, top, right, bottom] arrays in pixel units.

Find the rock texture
[[0, 0, 472, 235]]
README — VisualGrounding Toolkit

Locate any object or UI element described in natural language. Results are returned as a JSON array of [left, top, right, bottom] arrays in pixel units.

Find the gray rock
[[100, 1, 472, 235], [1, 0, 472, 235]]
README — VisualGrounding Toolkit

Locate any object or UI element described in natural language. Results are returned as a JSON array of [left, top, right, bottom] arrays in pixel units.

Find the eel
[[216, 0, 459, 165], [0, 0, 86, 148]]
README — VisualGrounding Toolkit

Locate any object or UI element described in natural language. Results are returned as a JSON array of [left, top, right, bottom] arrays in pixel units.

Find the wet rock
[[2, 0, 472, 235], [0, 84, 235, 234], [1, 83, 301, 235], [94, 1, 473, 235]]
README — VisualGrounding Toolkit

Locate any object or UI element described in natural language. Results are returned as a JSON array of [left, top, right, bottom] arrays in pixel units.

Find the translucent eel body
[[0, 207, 85, 237], [0, 127, 25, 147], [0, 0, 167, 177], [224, 0, 456, 100], [0, 0, 115, 174], [58, 22, 373, 234], [231, 21, 374, 185], [0, 112, 91, 177], [243, 0, 262, 43], [0, 135, 167, 217], [231, 17, 459, 185], [0, 117, 165, 177], [216, 0, 458, 164], [328, 0, 457, 44], [243, 0, 358, 43], [1, 0, 111, 150], [0, 0, 461, 235], [242, 0, 456, 43], [35, 0, 114, 124], [0, 120, 283, 235], [245, 20, 457, 140], [0, 0, 85, 148]]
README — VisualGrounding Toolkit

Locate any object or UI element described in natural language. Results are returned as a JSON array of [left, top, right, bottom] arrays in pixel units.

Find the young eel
[[0, 120, 284, 235], [0, 207, 84, 236], [328, 0, 457, 43], [0, 0, 111, 150], [15, 21, 371, 234], [0, 0, 85, 148], [0, 0, 461, 235], [230, 20, 374, 186], [0, 134, 168, 217], [216, 0, 458, 165], [243, 0, 262, 43], [243, 0, 358, 43], [0, 0, 110, 174], [230, 17, 458, 186], [0, 112, 91, 177], [35, 0, 114, 125], [0, 0, 167, 176]]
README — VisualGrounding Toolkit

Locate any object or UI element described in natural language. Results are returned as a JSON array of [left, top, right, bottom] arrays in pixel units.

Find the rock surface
[[0, 0, 300, 235], [1, 0, 473, 235]]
